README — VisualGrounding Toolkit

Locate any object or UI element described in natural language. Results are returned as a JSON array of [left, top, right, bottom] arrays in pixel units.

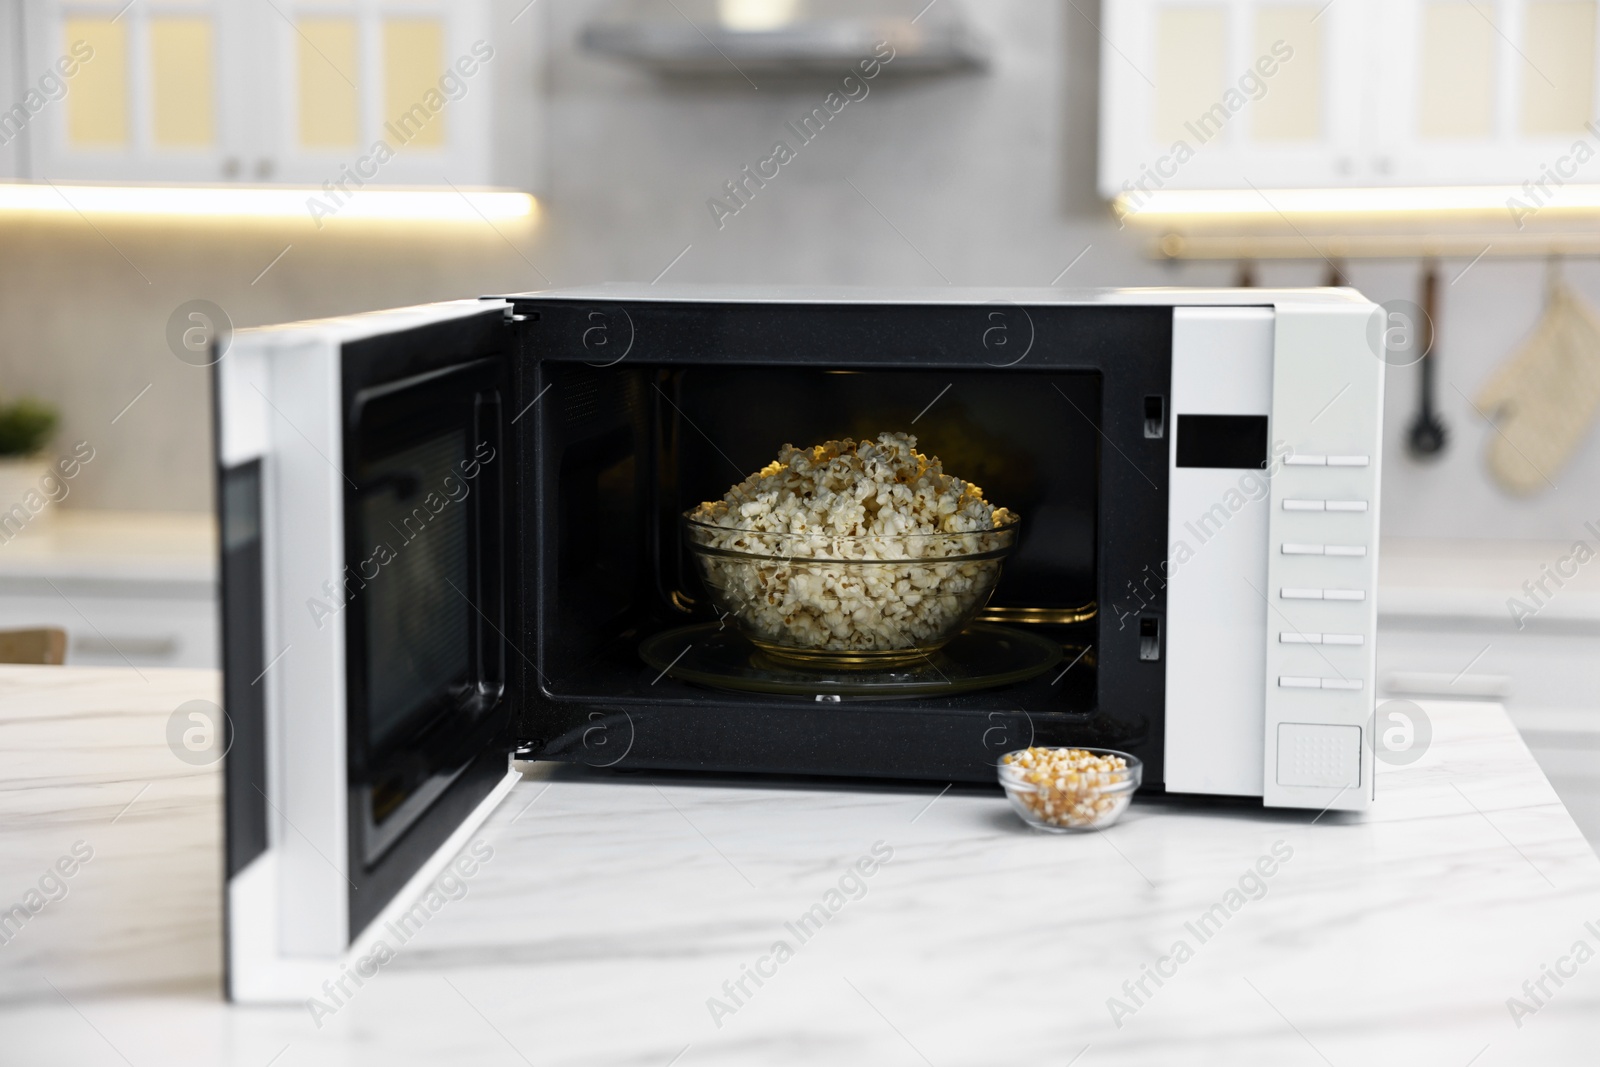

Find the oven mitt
[[1475, 282, 1600, 495]]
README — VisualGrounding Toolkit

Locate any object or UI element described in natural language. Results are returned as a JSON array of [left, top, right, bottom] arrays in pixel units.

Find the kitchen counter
[[1380, 537, 1600, 626], [0, 511, 217, 668], [3, 667, 1600, 1065], [0, 509, 214, 585]]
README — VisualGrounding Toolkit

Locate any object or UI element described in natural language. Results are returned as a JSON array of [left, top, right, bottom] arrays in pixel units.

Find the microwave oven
[[215, 285, 1384, 1000]]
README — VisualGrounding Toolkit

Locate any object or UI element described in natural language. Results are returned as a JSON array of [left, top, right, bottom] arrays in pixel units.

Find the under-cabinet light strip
[[1115, 185, 1600, 220], [0, 183, 536, 221]]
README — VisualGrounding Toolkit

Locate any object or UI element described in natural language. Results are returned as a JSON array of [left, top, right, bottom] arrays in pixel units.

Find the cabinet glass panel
[[1521, 0, 1596, 135], [383, 18, 446, 148], [297, 17, 360, 148], [1154, 7, 1228, 143], [64, 16, 128, 146], [150, 16, 215, 147], [1252, 5, 1322, 141], [1419, 2, 1496, 138]]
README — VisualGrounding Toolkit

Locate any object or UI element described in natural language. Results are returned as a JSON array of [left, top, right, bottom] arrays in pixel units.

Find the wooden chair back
[[0, 628, 68, 665]]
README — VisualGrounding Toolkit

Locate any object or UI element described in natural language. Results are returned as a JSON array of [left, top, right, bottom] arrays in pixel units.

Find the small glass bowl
[[682, 513, 1019, 669], [997, 747, 1142, 832]]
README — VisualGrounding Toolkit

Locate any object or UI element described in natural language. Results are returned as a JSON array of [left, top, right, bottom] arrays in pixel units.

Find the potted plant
[[0, 398, 60, 529]]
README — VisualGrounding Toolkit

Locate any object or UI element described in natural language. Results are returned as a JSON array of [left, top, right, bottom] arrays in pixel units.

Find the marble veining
[[2, 666, 1600, 1064]]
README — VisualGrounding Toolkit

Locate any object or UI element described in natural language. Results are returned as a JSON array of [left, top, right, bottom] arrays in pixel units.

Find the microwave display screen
[[1175, 414, 1268, 470]]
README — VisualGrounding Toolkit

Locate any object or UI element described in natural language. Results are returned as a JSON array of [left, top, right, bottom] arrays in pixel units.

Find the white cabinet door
[[20, 0, 494, 185], [1102, 0, 1600, 198], [1373, 0, 1600, 187], [23, 0, 251, 182], [1, 0, 24, 178], [1100, 0, 1367, 199], [247, 0, 494, 187]]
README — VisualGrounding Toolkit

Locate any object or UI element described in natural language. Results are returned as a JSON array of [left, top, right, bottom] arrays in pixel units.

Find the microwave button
[[1282, 542, 1324, 555], [1323, 633, 1365, 645], [1326, 499, 1368, 512], [1281, 588, 1323, 599], [1283, 499, 1325, 511], [1279, 675, 1323, 688], [1321, 677, 1363, 690], [1324, 544, 1367, 556], [1280, 632, 1323, 644], [1327, 454, 1370, 467], [1323, 589, 1366, 601], [1284, 454, 1327, 466], [1276, 723, 1363, 788]]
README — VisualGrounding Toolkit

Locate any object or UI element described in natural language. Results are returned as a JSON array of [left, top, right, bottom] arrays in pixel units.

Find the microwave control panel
[[1163, 301, 1381, 812], [1262, 301, 1383, 811]]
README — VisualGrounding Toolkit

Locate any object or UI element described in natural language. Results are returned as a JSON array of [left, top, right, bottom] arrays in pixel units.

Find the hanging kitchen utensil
[[1407, 261, 1448, 458], [1476, 260, 1600, 494]]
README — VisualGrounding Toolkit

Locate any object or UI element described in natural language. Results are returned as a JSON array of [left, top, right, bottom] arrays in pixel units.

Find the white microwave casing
[[1163, 304, 1383, 807], [216, 285, 1384, 1003]]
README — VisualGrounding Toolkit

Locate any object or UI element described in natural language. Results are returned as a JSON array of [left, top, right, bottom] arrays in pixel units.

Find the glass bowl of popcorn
[[683, 516, 1020, 668], [998, 747, 1142, 832]]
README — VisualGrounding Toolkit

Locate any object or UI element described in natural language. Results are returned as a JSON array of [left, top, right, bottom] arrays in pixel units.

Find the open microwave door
[[214, 299, 525, 1003]]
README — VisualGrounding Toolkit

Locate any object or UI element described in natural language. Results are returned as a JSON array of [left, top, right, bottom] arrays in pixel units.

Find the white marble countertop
[[3, 666, 1600, 1065]]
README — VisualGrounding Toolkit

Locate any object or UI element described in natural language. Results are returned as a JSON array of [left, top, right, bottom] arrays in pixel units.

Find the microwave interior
[[537, 363, 1102, 713], [500, 299, 1173, 792]]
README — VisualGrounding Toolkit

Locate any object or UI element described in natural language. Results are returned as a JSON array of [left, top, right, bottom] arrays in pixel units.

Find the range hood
[[580, 0, 988, 77]]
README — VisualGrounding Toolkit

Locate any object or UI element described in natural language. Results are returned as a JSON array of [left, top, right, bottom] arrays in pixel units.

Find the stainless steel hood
[[580, 0, 988, 77]]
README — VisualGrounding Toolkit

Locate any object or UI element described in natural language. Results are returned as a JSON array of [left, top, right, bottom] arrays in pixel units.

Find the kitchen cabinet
[[1100, 0, 1600, 198], [0, 511, 216, 669], [19, 0, 495, 186], [1377, 537, 1600, 844], [0, 1, 22, 178], [1371, 0, 1600, 187], [1100, 0, 1366, 199]]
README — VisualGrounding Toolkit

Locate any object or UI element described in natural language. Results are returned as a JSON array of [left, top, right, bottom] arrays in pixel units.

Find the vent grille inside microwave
[[557, 369, 646, 426], [562, 372, 601, 424]]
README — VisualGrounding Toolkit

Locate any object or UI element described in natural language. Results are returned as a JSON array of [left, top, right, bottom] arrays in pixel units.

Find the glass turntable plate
[[638, 622, 1064, 698]]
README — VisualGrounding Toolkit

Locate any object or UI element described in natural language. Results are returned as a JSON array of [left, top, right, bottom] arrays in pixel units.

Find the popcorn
[[686, 433, 1016, 657]]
